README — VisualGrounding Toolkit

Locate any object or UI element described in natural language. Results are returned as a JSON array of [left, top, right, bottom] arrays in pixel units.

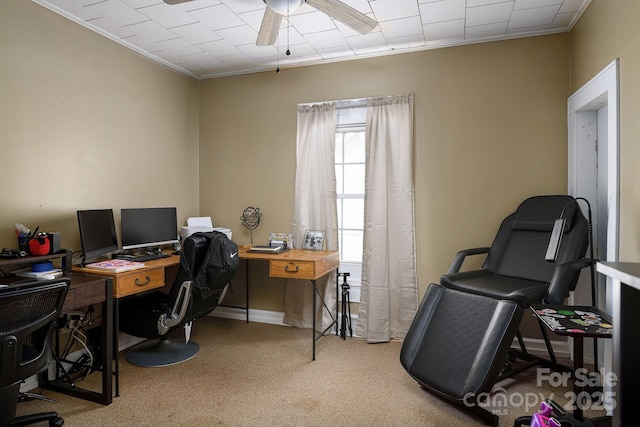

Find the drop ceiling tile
[[220, 53, 263, 68], [304, 29, 351, 49], [514, 0, 562, 10], [236, 43, 278, 59], [551, 12, 576, 28], [506, 23, 548, 33], [170, 22, 221, 45], [84, 0, 149, 27], [280, 43, 319, 58], [122, 35, 163, 53], [509, 5, 559, 28], [370, 0, 419, 21], [122, 0, 163, 8], [466, 0, 512, 7], [347, 31, 388, 52], [379, 16, 423, 39], [138, 3, 197, 28], [154, 37, 203, 56], [198, 38, 242, 57], [216, 25, 258, 46], [466, 2, 513, 27], [178, 51, 223, 68], [559, 0, 587, 14], [419, 0, 466, 25], [123, 19, 176, 42], [90, 17, 137, 39], [289, 10, 336, 34], [423, 19, 465, 41], [238, 8, 268, 33], [223, 0, 264, 14], [189, 3, 246, 31], [175, 0, 223, 12], [466, 21, 508, 39]]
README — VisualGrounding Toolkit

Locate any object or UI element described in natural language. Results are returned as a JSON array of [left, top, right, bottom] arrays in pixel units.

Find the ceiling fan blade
[[307, 0, 377, 34], [257, 7, 284, 46], [163, 0, 194, 4]]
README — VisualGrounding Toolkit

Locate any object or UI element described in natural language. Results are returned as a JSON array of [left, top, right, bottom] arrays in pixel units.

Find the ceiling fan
[[163, 0, 378, 47]]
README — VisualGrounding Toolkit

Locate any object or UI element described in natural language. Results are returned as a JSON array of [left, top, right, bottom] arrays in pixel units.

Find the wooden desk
[[44, 273, 114, 405], [72, 254, 180, 298], [71, 254, 180, 397], [239, 247, 339, 360]]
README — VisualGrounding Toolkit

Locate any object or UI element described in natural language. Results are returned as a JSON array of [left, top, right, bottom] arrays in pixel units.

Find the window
[[335, 103, 366, 302]]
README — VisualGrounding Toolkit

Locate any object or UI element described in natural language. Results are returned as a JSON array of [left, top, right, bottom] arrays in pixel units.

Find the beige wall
[[571, 0, 640, 261], [2, 1, 579, 314], [0, 0, 200, 255], [200, 35, 572, 311]]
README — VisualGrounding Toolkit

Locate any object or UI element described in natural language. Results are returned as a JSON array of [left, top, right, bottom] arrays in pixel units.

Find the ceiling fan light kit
[[264, 0, 305, 15], [258, 0, 377, 47]]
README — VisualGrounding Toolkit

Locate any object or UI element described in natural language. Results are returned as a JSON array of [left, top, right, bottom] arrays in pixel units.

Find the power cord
[[55, 306, 95, 384]]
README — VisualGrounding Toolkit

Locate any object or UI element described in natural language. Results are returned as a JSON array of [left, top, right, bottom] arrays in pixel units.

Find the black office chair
[[401, 195, 591, 426], [0, 279, 70, 427], [119, 232, 239, 367]]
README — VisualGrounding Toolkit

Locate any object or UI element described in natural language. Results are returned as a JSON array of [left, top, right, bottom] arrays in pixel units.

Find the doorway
[[568, 59, 620, 367]]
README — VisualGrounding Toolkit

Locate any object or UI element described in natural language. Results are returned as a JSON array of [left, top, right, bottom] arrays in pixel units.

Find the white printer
[[180, 217, 232, 241]]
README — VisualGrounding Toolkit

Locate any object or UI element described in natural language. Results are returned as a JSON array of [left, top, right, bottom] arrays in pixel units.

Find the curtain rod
[[298, 97, 368, 109]]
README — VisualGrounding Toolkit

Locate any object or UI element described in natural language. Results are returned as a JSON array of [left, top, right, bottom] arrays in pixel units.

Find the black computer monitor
[[77, 209, 119, 263], [121, 207, 178, 252]]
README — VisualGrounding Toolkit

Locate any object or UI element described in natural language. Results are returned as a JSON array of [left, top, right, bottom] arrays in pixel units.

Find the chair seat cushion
[[119, 291, 170, 339], [440, 270, 548, 308]]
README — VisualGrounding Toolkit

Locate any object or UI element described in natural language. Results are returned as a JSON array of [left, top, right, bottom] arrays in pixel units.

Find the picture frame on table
[[302, 230, 325, 250]]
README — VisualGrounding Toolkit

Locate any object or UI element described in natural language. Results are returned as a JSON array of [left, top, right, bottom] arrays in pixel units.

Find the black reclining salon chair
[[1, 279, 70, 427], [119, 232, 239, 367], [401, 195, 591, 426]]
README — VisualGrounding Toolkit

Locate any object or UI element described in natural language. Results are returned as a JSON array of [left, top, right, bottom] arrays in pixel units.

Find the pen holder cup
[[18, 236, 30, 254]]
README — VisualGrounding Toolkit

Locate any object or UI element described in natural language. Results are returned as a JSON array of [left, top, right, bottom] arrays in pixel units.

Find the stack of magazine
[[85, 259, 145, 272]]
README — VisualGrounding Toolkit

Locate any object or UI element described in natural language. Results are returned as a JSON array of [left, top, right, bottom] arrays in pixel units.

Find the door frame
[[567, 59, 619, 373], [568, 58, 620, 266]]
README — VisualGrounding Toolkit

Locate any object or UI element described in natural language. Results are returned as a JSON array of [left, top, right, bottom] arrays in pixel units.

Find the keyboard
[[112, 252, 170, 262], [129, 252, 171, 262]]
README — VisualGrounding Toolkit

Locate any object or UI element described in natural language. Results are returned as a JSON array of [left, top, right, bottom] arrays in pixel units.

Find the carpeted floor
[[16, 317, 607, 426]]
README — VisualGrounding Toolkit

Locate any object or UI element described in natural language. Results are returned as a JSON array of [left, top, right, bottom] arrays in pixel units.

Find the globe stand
[[240, 206, 262, 244]]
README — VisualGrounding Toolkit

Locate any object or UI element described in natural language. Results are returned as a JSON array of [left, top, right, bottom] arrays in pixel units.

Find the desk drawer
[[270, 260, 315, 280], [114, 267, 164, 298]]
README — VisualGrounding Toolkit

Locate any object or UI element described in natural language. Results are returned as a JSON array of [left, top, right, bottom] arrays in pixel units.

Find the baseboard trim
[[210, 306, 361, 335], [211, 306, 286, 326], [512, 337, 571, 360]]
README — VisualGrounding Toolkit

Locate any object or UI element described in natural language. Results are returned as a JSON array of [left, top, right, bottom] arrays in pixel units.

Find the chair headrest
[[511, 195, 577, 232]]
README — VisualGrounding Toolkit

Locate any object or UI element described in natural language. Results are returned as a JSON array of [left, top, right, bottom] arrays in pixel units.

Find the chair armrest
[[157, 280, 192, 336], [545, 258, 596, 305], [447, 247, 491, 274]]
